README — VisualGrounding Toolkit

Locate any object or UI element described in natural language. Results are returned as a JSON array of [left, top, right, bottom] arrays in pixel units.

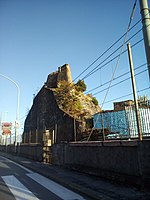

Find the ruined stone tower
[[23, 64, 100, 146], [46, 64, 72, 88]]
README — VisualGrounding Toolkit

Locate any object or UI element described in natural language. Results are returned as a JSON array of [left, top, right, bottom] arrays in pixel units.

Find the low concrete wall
[[0, 145, 6, 152], [19, 144, 43, 161], [1, 140, 150, 188], [52, 140, 150, 188], [0, 143, 43, 162]]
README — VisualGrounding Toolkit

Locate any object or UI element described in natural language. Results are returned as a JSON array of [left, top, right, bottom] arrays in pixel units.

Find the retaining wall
[[1, 140, 150, 188], [52, 140, 150, 188], [0, 143, 43, 161]]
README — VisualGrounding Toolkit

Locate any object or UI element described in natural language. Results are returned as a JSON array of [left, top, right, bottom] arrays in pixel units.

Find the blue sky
[[0, 0, 150, 134]]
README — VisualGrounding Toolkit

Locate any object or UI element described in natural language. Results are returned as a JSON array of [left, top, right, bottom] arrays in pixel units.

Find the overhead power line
[[73, 9, 150, 83], [104, 86, 150, 105], [73, 9, 142, 82], [86, 63, 147, 94], [87, 0, 138, 141], [93, 69, 148, 96], [83, 38, 143, 80]]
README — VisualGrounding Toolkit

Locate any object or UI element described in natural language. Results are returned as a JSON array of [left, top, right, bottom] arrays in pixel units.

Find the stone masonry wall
[[22, 87, 76, 144], [46, 64, 72, 88]]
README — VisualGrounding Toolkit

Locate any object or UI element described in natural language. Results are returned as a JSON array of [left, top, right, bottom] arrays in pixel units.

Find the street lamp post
[[0, 73, 20, 145]]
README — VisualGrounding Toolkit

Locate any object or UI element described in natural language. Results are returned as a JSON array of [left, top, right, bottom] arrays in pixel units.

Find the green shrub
[[92, 97, 98, 106], [75, 80, 86, 92]]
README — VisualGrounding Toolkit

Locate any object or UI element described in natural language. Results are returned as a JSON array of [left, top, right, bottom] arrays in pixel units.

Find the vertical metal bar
[[55, 123, 57, 143], [127, 43, 143, 141], [125, 107, 131, 139], [74, 118, 76, 142], [29, 130, 31, 144], [148, 108, 150, 136], [102, 113, 105, 141], [24, 132, 26, 143], [36, 129, 38, 143], [52, 130, 55, 144]]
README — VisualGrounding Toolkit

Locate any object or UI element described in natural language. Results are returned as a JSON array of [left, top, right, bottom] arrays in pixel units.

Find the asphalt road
[[0, 151, 150, 200], [0, 155, 87, 200]]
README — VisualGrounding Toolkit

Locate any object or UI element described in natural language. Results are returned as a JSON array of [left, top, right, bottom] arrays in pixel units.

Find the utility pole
[[127, 43, 142, 141], [139, 0, 150, 81]]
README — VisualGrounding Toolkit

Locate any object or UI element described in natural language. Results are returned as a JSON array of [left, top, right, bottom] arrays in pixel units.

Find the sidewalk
[[0, 151, 149, 200]]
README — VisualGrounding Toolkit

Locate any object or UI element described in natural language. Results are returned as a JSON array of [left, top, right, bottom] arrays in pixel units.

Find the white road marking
[[0, 155, 33, 173], [2, 175, 39, 200], [0, 156, 86, 199], [27, 172, 86, 200]]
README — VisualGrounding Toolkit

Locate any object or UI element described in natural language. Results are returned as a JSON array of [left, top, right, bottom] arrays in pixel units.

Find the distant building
[[113, 100, 134, 111]]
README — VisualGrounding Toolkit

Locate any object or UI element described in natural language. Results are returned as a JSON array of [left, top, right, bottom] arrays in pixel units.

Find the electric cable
[[82, 38, 143, 83], [73, 2, 142, 82], [93, 69, 148, 96], [74, 11, 150, 83], [87, 0, 137, 141], [104, 86, 150, 105], [86, 63, 147, 94], [82, 31, 143, 80]]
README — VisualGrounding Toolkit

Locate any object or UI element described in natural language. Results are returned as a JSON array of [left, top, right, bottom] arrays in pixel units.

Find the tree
[[75, 80, 86, 92], [138, 95, 149, 107], [92, 97, 98, 106]]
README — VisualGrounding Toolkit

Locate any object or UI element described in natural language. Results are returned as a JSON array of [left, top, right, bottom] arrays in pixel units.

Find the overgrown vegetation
[[75, 80, 86, 92], [54, 81, 83, 118], [54, 80, 99, 119], [138, 95, 150, 107], [92, 97, 98, 106]]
